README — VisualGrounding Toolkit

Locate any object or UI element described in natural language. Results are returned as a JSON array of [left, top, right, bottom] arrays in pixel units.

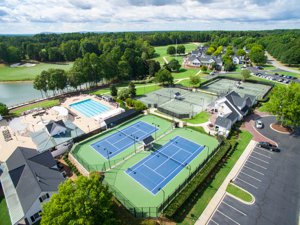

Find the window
[[30, 212, 40, 222], [39, 193, 50, 203]]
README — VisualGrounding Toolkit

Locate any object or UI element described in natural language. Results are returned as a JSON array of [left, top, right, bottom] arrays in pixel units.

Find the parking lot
[[208, 116, 300, 225]]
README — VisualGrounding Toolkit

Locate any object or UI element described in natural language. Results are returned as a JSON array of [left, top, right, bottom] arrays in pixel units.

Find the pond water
[[0, 82, 42, 107]]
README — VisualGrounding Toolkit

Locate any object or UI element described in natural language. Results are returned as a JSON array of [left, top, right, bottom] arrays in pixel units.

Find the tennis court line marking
[[154, 145, 185, 171], [247, 160, 267, 169], [151, 141, 200, 192], [216, 210, 240, 225], [240, 171, 262, 182], [210, 219, 219, 225], [252, 151, 271, 159], [144, 164, 166, 179], [236, 178, 258, 189], [243, 165, 264, 175], [250, 155, 270, 164], [222, 201, 247, 216]]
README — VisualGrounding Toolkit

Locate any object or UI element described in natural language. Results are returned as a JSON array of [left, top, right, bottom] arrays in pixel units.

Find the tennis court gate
[[104, 145, 220, 218]]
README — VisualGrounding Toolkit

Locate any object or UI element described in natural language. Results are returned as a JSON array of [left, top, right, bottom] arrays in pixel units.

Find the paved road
[[208, 116, 300, 225], [266, 52, 300, 74]]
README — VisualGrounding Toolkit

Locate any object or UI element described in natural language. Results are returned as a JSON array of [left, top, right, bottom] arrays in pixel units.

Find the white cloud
[[0, 0, 299, 34]]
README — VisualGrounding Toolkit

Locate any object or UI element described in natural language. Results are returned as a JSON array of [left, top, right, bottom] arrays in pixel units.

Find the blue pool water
[[70, 99, 109, 117]]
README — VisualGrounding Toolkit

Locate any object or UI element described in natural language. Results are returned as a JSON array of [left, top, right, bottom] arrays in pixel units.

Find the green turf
[[103, 127, 218, 217], [183, 111, 210, 124], [0, 62, 73, 81], [71, 115, 173, 172], [273, 71, 300, 78], [172, 69, 201, 79], [0, 196, 10, 225], [261, 64, 277, 71], [10, 99, 60, 116], [179, 131, 253, 225], [226, 183, 253, 203]]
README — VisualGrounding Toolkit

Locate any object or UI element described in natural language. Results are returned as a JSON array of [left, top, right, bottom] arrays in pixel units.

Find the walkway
[[266, 52, 300, 74]]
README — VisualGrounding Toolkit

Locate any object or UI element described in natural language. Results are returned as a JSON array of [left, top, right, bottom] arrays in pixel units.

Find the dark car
[[274, 73, 279, 75], [257, 142, 280, 152]]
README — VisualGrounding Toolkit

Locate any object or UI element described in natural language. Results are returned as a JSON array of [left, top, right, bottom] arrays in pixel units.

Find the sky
[[0, 0, 299, 34]]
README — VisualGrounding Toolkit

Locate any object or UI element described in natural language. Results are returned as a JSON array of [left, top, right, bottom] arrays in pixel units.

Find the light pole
[[152, 123, 160, 140], [158, 187, 166, 213], [104, 148, 111, 169]]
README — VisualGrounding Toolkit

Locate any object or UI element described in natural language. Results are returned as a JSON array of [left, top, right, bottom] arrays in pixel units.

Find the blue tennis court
[[91, 121, 157, 159], [126, 136, 205, 194]]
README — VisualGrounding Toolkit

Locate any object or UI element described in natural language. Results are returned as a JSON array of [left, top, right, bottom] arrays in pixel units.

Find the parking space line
[[250, 155, 270, 164], [253, 151, 271, 159], [236, 177, 258, 189], [244, 165, 264, 175], [240, 171, 262, 182], [210, 219, 219, 225], [255, 147, 274, 154], [247, 160, 267, 169], [223, 201, 247, 216], [217, 210, 240, 225]]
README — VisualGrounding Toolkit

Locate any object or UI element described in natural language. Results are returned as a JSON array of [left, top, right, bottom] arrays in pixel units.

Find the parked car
[[255, 120, 264, 129], [257, 66, 264, 70], [274, 73, 279, 75], [278, 78, 284, 82], [257, 142, 280, 152], [210, 72, 215, 75]]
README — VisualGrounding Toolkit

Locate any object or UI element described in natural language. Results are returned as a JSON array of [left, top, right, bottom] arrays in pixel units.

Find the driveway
[[208, 116, 300, 225], [266, 52, 300, 74]]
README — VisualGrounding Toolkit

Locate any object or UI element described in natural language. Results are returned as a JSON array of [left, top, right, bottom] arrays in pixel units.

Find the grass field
[[0, 62, 73, 81], [0, 196, 10, 225], [179, 130, 253, 225], [183, 111, 210, 124], [226, 183, 253, 203], [103, 127, 218, 217], [71, 115, 173, 172], [10, 99, 60, 116], [91, 83, 162, 97]]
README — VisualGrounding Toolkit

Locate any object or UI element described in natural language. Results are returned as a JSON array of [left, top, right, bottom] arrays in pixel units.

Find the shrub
[[0, 102, 9, 116], [118, 88, 131, 100]]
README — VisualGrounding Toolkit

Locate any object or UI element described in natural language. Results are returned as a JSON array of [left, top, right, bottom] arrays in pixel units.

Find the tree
[[110, 84, 118, 97], [128, 82, 136, 98], [165, 59, 181, 72], [265, 83, 300, 128], [155, 69, 173, 85], [167, 46, 176, 55], [41, 173, 118, 225], [118, 60, 132, 80], [0, 103, 9, 116], [177, 45, 185, 54], [7, 46, 21, 63], [118, 88, 131, 100], [249, 45, 267, 65], [147, 60, 161, 76], [241, 69, 251, 81], [236, 49, 246, 57], [189, 75, 201, 87], [206, 46, 215, 55], [213, 46, 223, 56], [200, 65, 208, 73]]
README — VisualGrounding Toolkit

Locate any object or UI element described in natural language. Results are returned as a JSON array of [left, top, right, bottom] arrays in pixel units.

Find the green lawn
[[274, 71, 300, 78], [0, 62, 73, 81], [179, 131, 253, 225], [0, 196, 10, 225], [262, 64, 277, 71], [226, 183, 253, 203], [172, 69, 202, 79], [183, 112, 210, 124], [91, 83, 161, 96], [10, 99, 60, 116]]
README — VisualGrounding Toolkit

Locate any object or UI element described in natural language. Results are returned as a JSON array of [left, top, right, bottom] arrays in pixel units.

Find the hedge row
[[164, 140, 236, 217], [125, 98, 147, 111], [63, 154, 81, 177]]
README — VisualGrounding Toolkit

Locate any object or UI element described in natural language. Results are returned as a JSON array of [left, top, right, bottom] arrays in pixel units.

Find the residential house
[[0, 147, 65, 225], [213, 91, 256, 136]]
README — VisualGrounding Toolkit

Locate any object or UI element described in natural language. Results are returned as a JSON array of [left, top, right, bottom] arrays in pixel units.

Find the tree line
[[0, 30, 299, 65]]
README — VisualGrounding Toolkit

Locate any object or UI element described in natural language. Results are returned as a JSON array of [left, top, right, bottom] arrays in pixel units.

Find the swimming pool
[[70, 99, 109, 117]]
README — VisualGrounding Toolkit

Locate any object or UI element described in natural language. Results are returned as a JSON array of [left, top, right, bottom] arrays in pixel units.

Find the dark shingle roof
[[45, 120, 66, 136], [5, 147, 64, 214], [224, 101, 240, 121], [215, 116, 232, 129]]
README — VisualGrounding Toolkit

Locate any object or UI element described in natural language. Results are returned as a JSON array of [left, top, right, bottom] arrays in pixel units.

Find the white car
[[255, 120, 263, 129]]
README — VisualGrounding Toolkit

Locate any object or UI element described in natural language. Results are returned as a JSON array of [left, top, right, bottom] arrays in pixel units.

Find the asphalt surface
[[208, 116, 300, 225]]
